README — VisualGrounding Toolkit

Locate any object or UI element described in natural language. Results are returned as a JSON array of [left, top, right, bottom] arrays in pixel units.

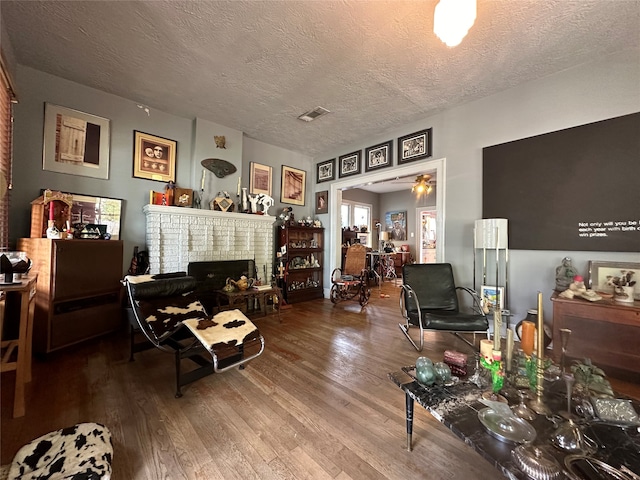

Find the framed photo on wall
[[315, 190, 328, 214], [133, 131, 177, 182], [398, 128, 432, 164], [385, 210, 407, 242], [365, 140, 393, 172], [42, 103, 111, 179], [281, 165, 305, 205], [250, 162, 272, 196], [316, 159, 335, 183], [338, 150, 361, 178]]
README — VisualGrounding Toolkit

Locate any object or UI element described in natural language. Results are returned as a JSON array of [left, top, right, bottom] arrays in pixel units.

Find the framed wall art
[[338, 150, 361, 178], [315, 190, 328, 214], [281, 165, 305, 206], [316, 159, 335, 183], [385, 210, 407, 242], [365, 140, 393, 172], [133, 130, 177, 182], [250, 162, 272, 196], [397, 128, 432, 164], [587, 260, 640, 300], [42, 103, 111, 179], [480, 285, 505, 311]]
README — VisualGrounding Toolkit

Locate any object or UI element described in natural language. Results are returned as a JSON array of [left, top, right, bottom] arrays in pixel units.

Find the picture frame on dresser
[[587, 260, 640, 300], [42, 103, 111, 180]]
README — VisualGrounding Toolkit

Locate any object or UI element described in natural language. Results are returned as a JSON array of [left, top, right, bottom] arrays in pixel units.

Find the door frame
[[329, 157, 446, 290]]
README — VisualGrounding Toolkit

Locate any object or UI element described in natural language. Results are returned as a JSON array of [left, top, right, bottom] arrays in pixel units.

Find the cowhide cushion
[[183, 309, 261, 353], [9, 423, 112, 480], [136, 292, 208, 342]]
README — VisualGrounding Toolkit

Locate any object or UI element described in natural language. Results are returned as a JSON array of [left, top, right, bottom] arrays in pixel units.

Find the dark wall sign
[[483, 112, 640, 252]]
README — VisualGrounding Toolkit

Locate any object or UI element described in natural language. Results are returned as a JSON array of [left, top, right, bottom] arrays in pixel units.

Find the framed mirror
[[39, 189, 123, 240]]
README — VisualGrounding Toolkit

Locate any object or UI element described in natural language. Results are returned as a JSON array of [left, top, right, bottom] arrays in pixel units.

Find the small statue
[[257, 194, 274, 215], [555, 257, 578, 292], [248, 194, 260, 214], [214, 135, 226, 149]]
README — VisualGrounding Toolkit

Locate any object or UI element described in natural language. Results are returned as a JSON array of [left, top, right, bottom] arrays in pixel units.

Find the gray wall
[[9, 66, 313, 273], [314, 48, 640, 323]]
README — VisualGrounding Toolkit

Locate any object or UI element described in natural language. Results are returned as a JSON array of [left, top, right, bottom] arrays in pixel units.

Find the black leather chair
[[124, 273, 264, 397], [398, 263, 489, 351]]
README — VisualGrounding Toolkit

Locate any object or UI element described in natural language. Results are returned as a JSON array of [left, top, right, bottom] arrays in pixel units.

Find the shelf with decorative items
[[277, 225, 324, 304]]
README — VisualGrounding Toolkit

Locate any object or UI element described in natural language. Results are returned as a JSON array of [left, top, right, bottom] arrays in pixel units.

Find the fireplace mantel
[[143, 205, 276, 278]]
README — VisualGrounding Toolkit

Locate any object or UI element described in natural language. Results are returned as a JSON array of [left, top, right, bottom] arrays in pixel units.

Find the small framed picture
[[338, 150, 361, 178], [316, 159, 335, 183], [133, 131, 177, 182], [365, 140, 393, 172], [42, 103, 111, 180], [587, 261, 640, 300], [398, 128, 432, 164], [281, 165, 305, 206], [250, 162, 272, 196], [315, 190, 328, 214], [481, 285, 505, 312]]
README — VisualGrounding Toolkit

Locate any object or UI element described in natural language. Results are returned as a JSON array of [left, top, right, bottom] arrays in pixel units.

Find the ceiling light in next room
[[298, 106, 331, 122]]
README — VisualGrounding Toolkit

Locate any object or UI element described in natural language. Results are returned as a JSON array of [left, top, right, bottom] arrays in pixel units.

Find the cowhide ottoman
[[8, 423, 112, 479]]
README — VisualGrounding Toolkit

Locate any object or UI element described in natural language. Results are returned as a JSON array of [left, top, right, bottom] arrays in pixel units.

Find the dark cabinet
[[17, 238, 124, 353], [392, 251, 412, 276], [277, 226, 324, 304]]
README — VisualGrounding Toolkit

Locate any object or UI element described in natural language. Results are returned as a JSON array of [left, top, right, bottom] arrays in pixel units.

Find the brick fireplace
[[143, 205, 276, 280]]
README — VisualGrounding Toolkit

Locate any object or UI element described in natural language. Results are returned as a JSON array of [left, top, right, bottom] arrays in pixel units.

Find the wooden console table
[[1, 274, 38, 417], [551, 292, 640, 381]]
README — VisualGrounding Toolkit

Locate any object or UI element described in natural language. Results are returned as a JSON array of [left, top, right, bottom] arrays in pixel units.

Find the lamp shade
[[475, 218, 508, 249], [380, 231, 389, 241]]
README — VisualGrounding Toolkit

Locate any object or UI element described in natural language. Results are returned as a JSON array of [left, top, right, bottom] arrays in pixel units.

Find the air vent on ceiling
[[297, 106, 330, 122]]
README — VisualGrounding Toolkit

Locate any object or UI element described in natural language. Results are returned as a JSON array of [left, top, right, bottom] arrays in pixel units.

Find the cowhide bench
[[124, 274, 265, 397], [3, 422, 112, 480]]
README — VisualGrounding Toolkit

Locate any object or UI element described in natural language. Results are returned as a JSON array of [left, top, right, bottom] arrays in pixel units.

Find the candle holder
[[528, 355, 551, 415], [560, 328, 572, 374], [480, 351, 505, 399], [468, 352, 490, 389]]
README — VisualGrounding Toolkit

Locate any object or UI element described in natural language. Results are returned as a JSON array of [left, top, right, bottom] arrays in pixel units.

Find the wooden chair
[[398, 263, 489, 351], [330, 243, 371, 307]]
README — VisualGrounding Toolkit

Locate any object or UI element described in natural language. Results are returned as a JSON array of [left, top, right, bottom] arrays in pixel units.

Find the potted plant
[[571, 358, 614, 397], [609, 270, 636, 303]]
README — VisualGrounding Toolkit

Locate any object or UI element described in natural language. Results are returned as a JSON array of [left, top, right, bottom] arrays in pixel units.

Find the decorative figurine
[[555, 257, 578, 291]]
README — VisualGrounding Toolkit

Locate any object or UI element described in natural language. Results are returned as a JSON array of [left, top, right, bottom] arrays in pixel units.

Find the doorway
[[328, 157, 446, 287], [417, 207, 437, 263]]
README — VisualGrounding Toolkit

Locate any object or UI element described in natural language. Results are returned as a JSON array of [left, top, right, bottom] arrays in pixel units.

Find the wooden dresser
[[551, 292, 640, 381], [17, 238, 124, 354]]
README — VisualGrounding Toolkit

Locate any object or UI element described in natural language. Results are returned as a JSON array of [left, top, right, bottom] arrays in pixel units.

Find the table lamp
[[379, 231, 389, 252]]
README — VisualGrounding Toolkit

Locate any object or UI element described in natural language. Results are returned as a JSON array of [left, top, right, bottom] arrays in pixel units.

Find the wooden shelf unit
[[277, 226, 324, 304], [17, 238, 124, 354]]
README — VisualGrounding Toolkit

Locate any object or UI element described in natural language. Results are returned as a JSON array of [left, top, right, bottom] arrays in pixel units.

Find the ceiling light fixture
[[297, 106, 330, 122], [411, 174, 433, 196], [434, 0, 477, 47]]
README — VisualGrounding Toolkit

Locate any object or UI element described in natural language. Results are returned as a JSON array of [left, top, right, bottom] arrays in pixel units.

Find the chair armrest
[[399, 284, 421, 316], [455, 286, 486, 316]]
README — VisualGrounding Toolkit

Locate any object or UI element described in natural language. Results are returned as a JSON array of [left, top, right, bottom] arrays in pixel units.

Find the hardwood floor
[[2, 280, 638, 478]]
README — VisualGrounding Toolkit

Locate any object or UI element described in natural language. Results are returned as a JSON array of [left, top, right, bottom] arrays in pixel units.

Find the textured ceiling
[[2, 0, 639, 157]]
